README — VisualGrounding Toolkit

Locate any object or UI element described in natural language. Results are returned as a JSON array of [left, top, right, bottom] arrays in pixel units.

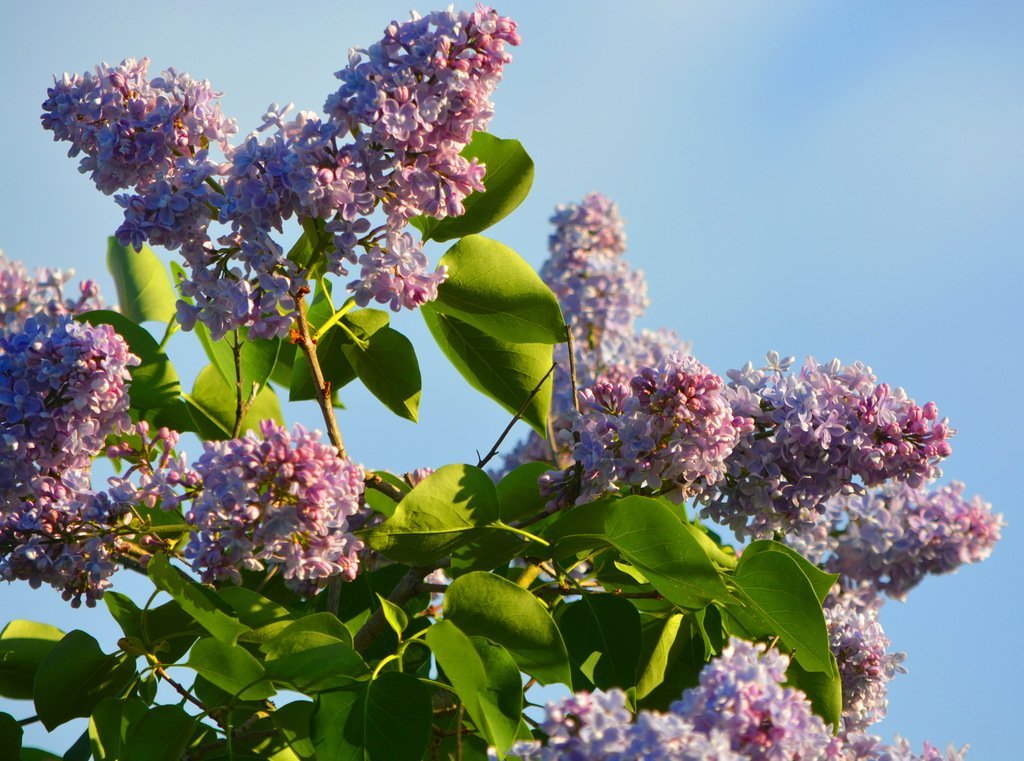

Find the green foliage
[[187, 638, 276, 700], [557, 595, 643, 692], [195, 325, 282, 402], [32, 631, 135, 731], [106, 237, 178, 324], [422, 306, 553, 435], [0, 621, 64, 700], [444, 572, 571, 686], [412, 133, 534, 242], [147, 554, 249, 645], [426, 621, 522, 754], [311, 672, 432, 761], [184, 364, 284, 439], [432, 235, 565, 344]]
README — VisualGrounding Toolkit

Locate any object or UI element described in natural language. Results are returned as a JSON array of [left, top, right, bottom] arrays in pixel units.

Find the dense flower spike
[[552, 352, 750, 503], [510, 639, 963, 760], [815, 482, 1003, 600], [499, 194, 688, 476], [180, 421, 366, 595], [826, 588, 907, 733], [0, 316, 137, 489], [704, 354, 954, 540], [41, 58, 237, 195], [0, 251, 102, 333]]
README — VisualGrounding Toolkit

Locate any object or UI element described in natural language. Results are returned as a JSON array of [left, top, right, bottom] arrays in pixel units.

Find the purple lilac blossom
[[825, 588, 907, 733], [0, 251, 102, 333], [809, 481, 1003, 601], [497, 194, 688, 477], [544, 352, 751, 505], [0, 314, 139, 606], [177, 420, 366, 596], [509, 638, 964, 760], [703, 354, 954, 541], [41, 58, 237, 195]]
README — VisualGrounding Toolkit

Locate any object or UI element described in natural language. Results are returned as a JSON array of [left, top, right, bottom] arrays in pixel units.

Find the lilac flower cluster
[[0, 251, 102, 333], [794, 482, 1003, 601], [498, 194, 688, 476], [0, 316, 137, 488], [825, 588, 906, 733], [510, 638, 964, 761], [704, 354, 954, 540], [546, 352, 751, 504], [43, 9, 519, 341], [176, 420, 366, 596], [41, 58, 236, 195], [0, 310, 139, 606]]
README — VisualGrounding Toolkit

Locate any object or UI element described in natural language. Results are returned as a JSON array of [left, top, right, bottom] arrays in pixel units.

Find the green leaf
[[544, 496, 730, 609], [19, 750, 62, 761], [32, 631, 136, 731], [88, 697, 147, 761], [104, 592, 201, 663], [217, 587, 294, 629], [375, 595, 408, 637], [107, 237, 178, 323], [340, 316, 421, 422], [425, 622, 521, 754], [422, 306, 553, 435], [787, 654, 843, 729], [78, 310, 181, 413], [61, 731, 91, 761], [497, 462, 557, 523], [184, 364, 284, 440], [432, 235, 564, 344], [125, 705, 197, 761], [286, 217, 331, 277], [413, 133, 534, 242], [147, 554, 250, 645], [262, 613, 353, 649], [196, 325, 282, 400], [187, 638, 275, 701], [741, 540, 838, 605], [729, 550, 834, 675], [444, 571, 571, 686], [312, 672, 432, 761], [0, 620, 64, 700], [360, 464, 502, 565], [263, 631, 366, 693], [0, 713, 21, 760], [271, 701, 317, 759], [635, 613, 706, 710], [557, 595, 643, 691]]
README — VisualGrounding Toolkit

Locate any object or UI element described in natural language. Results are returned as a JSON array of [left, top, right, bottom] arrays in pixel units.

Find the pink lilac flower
[[825, 588, 906, 733], [41, 57, 236, 195], [704, 354, 954, 541], [0, 251, 102, 333], [819, 482, 1003, 601], [179, 420, 366, 596], [546, 353, 750, 504]]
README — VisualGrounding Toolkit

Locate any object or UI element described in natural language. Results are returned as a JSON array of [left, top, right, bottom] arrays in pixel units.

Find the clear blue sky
[[2, 1, 1021, 755]]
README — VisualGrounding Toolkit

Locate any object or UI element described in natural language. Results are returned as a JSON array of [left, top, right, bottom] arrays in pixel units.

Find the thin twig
[[292, 289, 346, 457], [476, 362, 556, 469], [364, 472, 405, 502], [154, 665, 210, 715], [564, 324, 580, 416], [231, 330, 245, 438]]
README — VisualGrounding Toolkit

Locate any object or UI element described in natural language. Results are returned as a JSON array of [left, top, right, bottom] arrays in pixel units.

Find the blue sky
[[2, 1, 1022, 755]]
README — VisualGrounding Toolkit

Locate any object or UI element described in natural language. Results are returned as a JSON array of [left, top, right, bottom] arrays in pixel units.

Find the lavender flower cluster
[[704, 354, 954, 540], [551, 352, 752, 503], [510, 638, 964, 761], [499, 194, 688, 475], [788, 481, 1004, 601], [0, 261, 140, 606], [173, 420, 366, 596], [42, 7, 520, 341], [0, 251, 102, 332]]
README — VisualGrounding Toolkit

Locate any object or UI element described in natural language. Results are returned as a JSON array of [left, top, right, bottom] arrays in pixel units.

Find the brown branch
[[564, 324, 580, 416], [476, 363, 556, 469], [292, 289, 346, 457], [154, 665, 210, 715], [231, 330, 246, 438], [364, 472, 406, 502]]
